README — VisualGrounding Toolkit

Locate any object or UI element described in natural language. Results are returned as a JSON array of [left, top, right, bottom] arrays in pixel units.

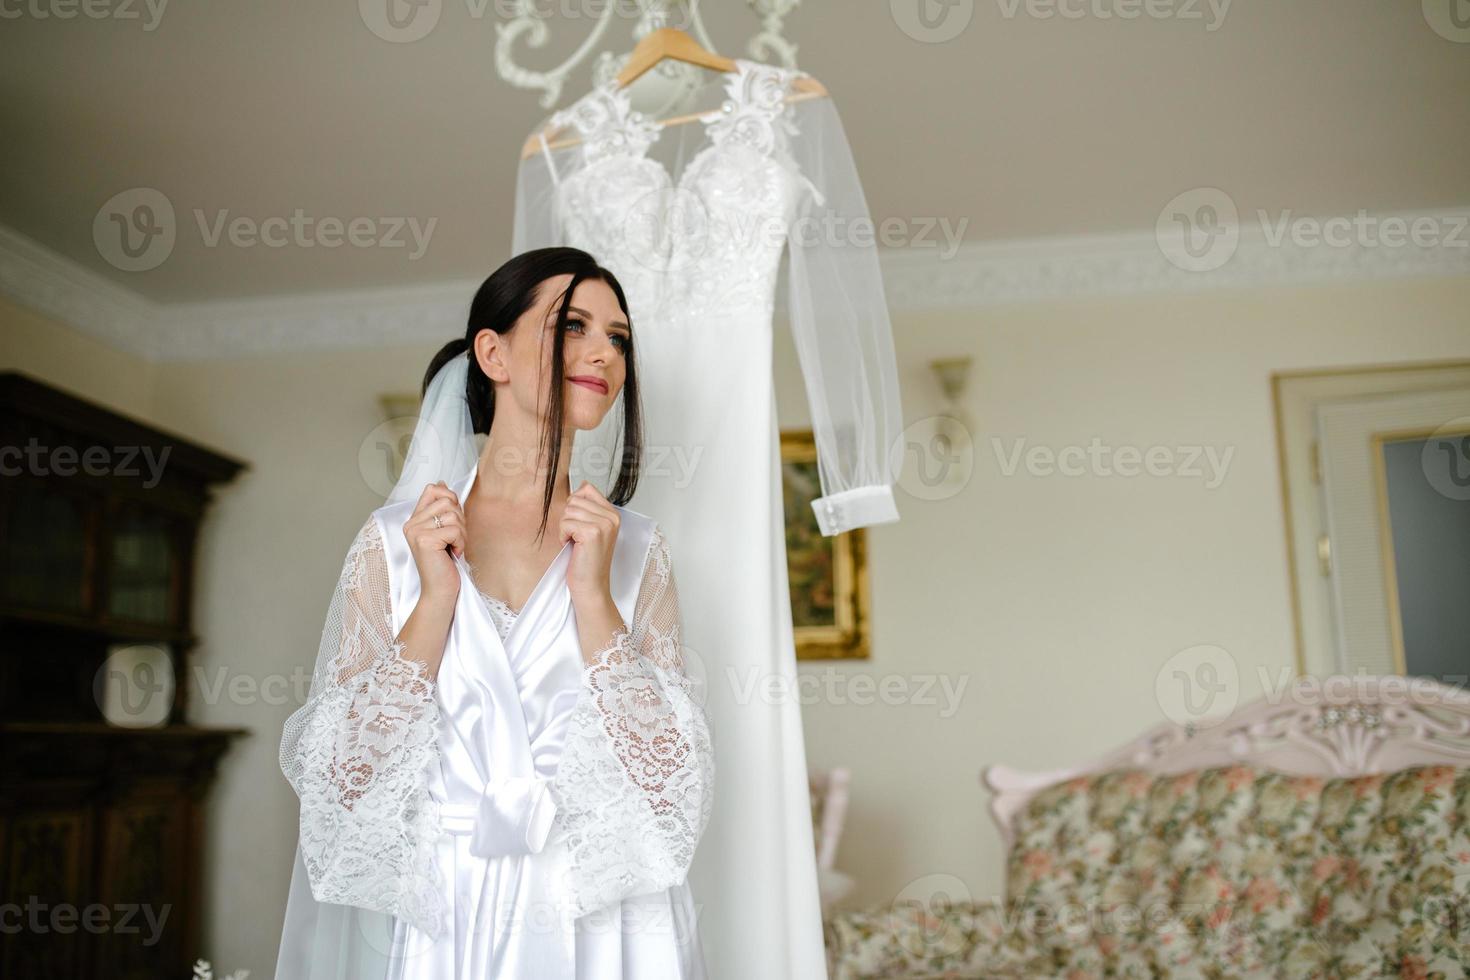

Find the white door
[[1316, 387, 1470, 683]]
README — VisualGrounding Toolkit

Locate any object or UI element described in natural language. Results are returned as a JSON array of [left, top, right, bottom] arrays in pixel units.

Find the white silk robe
[[276, 462, 714, 979]]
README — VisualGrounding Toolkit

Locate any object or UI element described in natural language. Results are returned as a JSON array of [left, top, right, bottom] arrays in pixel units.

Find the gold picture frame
[[779, 429, 873, 661]]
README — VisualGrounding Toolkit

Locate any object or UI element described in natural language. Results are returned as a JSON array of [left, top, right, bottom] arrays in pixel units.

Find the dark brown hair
[[423, 246, 640, 541]]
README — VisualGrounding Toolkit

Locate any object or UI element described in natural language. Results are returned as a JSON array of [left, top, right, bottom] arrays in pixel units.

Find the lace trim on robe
[[476, 590, 520, 639], [279, 516, 448, 938], [548, 524, 716, 918]]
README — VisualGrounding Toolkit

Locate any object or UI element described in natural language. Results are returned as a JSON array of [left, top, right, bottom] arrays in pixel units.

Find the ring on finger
[[433, 513, 443, 529]]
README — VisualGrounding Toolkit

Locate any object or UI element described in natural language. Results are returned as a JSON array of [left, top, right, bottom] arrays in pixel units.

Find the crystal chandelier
[[494, 0, 803, 111]]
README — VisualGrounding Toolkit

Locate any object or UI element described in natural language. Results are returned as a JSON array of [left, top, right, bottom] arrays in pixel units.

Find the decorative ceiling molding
[[162, 282, 479, 362], [2, 209, 1467, 363], [881, 209, 1470, 311], [0, 223, 159, 359], [0, 223, 479, 361]]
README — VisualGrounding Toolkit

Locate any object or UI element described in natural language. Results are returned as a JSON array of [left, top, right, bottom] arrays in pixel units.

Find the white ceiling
[[2, 0, 1468, 305]]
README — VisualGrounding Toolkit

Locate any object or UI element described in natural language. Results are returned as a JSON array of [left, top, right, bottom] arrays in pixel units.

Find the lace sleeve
[[549, 524, 716, 918], [278, 515, 447, 939]]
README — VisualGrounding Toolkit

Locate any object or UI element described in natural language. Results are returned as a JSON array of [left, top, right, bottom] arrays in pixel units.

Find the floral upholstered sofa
[[823, 676, 1470, 979]]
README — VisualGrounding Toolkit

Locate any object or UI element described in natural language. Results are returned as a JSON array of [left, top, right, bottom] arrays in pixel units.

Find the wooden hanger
[[519, 27, 828, 160]]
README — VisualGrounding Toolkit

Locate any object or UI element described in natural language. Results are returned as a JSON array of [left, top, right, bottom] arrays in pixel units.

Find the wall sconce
[[379, 392, 419, 421], [930, 356, 974, 431], [895, 355, 976, 500]]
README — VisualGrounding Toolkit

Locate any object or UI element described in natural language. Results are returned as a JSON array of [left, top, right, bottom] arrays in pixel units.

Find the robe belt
[[438, 775, 558, 859]]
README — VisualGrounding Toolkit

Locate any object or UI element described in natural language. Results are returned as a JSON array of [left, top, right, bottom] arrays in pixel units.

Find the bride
[[275, 247, 715, 979]]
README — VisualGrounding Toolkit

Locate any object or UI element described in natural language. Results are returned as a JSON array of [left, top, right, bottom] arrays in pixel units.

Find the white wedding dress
[[514, 58, 905, 980]]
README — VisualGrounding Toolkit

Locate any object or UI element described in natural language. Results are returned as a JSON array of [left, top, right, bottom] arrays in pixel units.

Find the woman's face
[[478, 273, 630, 433]]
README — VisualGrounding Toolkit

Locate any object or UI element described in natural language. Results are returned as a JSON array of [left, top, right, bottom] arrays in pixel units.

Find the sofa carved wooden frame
[[983, 674, 1470, 847]]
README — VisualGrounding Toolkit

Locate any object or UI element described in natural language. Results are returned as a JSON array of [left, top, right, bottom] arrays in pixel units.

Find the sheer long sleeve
[[783, 94, 905, 536], [278, 516, 447, 938], [548, 524, 716, 918]]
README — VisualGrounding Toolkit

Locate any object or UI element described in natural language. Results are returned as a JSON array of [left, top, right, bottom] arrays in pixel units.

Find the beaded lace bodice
[[541, 58, 818, 328]]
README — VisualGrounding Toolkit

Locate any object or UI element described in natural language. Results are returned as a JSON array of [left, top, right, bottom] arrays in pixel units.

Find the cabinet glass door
[[0, 484, 92, 614], [106, 506, 178, 625]]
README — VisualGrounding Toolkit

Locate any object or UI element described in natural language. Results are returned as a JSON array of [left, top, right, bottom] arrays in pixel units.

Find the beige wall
[[0, 299, 158, 419], [4, 276, 1469, 971], [776, 276, 1470, 912]]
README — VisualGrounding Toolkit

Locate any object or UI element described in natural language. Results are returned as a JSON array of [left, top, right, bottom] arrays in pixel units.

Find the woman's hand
[[561, 480, 620, 607], [404, 481, 465, 607]]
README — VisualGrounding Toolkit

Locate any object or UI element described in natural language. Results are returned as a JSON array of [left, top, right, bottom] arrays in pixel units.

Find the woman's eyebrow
[[567, 305, 630, 332]]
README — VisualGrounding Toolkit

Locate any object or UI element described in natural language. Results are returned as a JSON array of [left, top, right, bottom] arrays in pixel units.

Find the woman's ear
[[474, 327, 508, 383]]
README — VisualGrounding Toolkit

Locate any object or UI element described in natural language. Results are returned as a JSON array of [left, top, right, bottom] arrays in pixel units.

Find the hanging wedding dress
[[513, 58, 905, 979]]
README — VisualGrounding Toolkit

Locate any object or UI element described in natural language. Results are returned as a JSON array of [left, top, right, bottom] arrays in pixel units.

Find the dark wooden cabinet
[[0, 372, 248, 980]]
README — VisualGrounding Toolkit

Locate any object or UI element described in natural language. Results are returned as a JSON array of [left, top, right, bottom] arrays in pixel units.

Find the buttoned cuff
[[811, 485, 900, 536]]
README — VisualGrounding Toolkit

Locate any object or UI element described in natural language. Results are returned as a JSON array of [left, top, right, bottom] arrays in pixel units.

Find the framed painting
[[779, 429, 873, 661]]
